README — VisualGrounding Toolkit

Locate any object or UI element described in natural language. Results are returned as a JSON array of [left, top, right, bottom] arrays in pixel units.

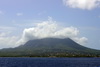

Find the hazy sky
[[0, 0, 100, 49]]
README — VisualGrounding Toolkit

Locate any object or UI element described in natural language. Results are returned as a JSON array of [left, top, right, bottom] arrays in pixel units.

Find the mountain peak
[[0, 38, 100, 57]]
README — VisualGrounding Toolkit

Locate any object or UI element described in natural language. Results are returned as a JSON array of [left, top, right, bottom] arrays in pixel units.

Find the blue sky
[[0, 0, 100, 49]]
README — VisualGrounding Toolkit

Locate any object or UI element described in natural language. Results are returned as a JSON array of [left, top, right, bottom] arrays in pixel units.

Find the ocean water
[[0, 57, 100, 67]]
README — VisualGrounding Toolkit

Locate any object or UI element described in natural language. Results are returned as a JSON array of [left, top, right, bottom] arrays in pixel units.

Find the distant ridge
[[0, 38, 100, 57]]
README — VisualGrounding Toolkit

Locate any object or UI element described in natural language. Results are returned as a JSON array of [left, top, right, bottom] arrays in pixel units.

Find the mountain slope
[[0, 38, 100, 57]]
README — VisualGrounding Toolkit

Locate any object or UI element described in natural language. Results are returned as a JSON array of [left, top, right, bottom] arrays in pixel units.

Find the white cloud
[[0, 33, 6, 37], [38, 11, 46, 16], [63, 0, 100, 10], [79, 26, 100, 31], [17, 17, 88, 45], [73, 37, 88, 45], [0, 26, 17, 33], [16, 13, 23, 16], [0, 17, 88, 49], [0, 26, 20, 49], [0, 10, 4, 15], [0, 32, 19, 49]]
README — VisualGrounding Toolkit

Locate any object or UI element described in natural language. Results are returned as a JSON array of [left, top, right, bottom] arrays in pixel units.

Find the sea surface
[[0, 57, 100, 67]]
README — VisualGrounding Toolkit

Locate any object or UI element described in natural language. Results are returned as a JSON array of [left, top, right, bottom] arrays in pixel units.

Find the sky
[[0, 0, 100, 49]]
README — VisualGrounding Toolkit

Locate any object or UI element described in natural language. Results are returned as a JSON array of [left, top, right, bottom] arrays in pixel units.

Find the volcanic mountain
[[0, 38, 100, 57]]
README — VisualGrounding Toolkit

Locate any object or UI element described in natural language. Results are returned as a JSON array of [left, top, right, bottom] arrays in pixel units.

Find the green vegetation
[[0, 38, 100, 57]]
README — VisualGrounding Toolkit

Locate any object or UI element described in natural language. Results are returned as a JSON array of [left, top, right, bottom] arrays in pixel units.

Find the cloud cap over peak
[[17, 18, 88, 45]]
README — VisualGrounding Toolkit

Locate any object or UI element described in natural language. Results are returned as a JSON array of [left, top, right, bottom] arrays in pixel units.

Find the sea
[[0, 57, 100, 67]]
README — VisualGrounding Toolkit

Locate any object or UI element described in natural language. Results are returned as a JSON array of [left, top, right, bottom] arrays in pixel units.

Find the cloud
[[0, 33, 6, 37], [38, 11, 46, 16], [0, 10, 4, 15], [16, 13, 23, 16], [0, 17, 88, 49], [63, 0, 100, 10], [0, 26, 20, 49], [79, 26, 100, 31], [73, 37, 88, 45], [0, 32, 19, 49], [18, 17, 88, 45], [0, 26, 17, 33]]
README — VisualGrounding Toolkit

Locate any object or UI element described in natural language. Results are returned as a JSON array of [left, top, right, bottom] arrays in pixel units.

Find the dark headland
[[0, 38, 100, 57]]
